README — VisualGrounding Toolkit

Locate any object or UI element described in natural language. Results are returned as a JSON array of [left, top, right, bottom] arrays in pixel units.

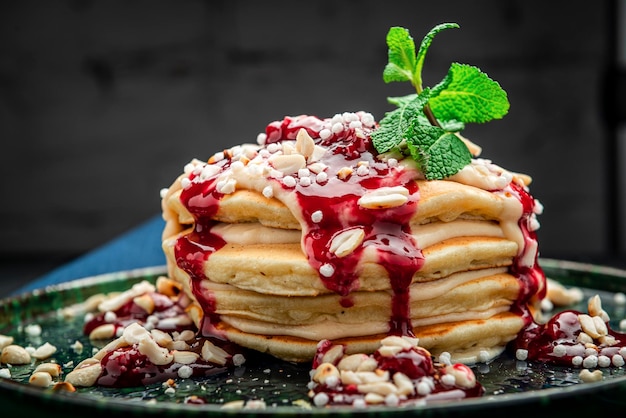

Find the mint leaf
[[383, 27, 417, 84], [414, 23, 459, 90], [430, 63, 509, 123], [406, 125, 472, 180], [371, 91, 431, 153], [373, 23, 510, 180]]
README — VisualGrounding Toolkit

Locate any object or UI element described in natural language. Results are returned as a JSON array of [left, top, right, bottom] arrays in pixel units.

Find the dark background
[[0, 0, 622, 294]]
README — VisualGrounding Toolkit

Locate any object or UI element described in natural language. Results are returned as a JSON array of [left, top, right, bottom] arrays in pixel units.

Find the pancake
[[160, 112, 545, 364]]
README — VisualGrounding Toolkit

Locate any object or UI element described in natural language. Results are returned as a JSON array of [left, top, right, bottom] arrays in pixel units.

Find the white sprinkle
[[552, 344, 567, 357], [384, 393, 400, 407], [342, 112, 356, 122], [349, 120, 363, 129], [325, 375, 339, 388], [164, 387, 176, 396], [584, 347, 598, 357], [230, 160, 244, 172], [319, 129, 332, 140], [572, 356, 583, 367], [256, 133, 267, 145], [181, 177, 192, 189], [515, 349, 529, 361], [416, 380, 433, 396], [582, 355, 598, 369], [352, 398, 367, 409], [183, 162, 195, 174], [311, 210, 323, 223], [316, 172, 328, 184], [262, 186, 273, 198], [598, 355, 611, 368], [360, 112, 375, 127], [331, 122, 344, 134], [159, 188, 169, 198], [387, 158, 398, 167], [267, 143, 281, 153], [620, 347, 626, 357], [104, 311, 117, 323], [313, 392, 329, 407], [331, 114, 343, 124], [356, 165, 369, 176], [440, 373, 456, 386], [178, 365, 193, 379], [298, 168, 311, 177], [320, 264, 335, 277], [612, 354, 625, 367], [217, 178, 237, 194], [299, 177, 311, 187], [282, 176, 297, 188], [438, 351, 452, 365], [615, 292, 626, 305]]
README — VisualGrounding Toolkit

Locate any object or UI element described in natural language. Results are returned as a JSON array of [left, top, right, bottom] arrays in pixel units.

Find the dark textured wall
[[0, 1, 615, 262]]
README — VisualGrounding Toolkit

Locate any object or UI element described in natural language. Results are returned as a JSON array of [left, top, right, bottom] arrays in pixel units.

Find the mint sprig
[[372, 23, 510, 180]]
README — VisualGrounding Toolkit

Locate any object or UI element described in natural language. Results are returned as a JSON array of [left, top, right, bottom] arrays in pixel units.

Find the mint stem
[[423, 104, 440, 127]]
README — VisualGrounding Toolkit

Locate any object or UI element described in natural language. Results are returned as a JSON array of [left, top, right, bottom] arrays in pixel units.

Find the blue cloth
[[16, 215, 167, 294]]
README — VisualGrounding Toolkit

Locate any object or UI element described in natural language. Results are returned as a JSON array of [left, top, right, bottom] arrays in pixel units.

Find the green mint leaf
[[414, 22, 459, 90], [429, 63, 510, 123], [371, 90, 431, 153], [383, 27, 417, 84], [406, 124, 472, 180]]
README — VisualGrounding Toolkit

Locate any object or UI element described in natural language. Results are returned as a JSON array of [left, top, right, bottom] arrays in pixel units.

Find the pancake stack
[[160, 112, 546, 364]]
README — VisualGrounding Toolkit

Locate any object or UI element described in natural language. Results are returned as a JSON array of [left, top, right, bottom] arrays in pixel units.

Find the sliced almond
[[329, 228, 365, 257], [358, 186, 409, 209], [269, 154, 306, 175]]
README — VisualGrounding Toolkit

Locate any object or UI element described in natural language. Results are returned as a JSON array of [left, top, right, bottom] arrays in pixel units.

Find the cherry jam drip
[[96, 337, 236, 387], [311, 339, 484, 406], [510, 309, 626, 366], [83, 291, 194, 337], [175, 163, 228, 335], [505, 182, 546, 327], [266, 115, 424, 336]]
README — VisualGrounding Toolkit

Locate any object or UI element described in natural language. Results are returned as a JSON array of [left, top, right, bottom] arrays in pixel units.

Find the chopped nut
[[29, 371, 53, 387], [201, 340, 230, 365], [133, 294, 155, 314], [65, 358, 102, 387], [312, 363, 340, 385], [269, 154, 306, 175], [156, 276, 182, 297], [321, 344, 344, 365], [1, 344, 31, 365], [579, 369, 603, 383], [329, 228, 365, 257], [173, 350, 200, 365], [32, 342, 57, 360], [295, 128, 316, 160], [89, 323, 116, 340], [578, 314, 602, 339], [34, 362, 62, 377], [52, 381, 76, 392], [0, 335, 14, 350], [358, 186, 409, 209]]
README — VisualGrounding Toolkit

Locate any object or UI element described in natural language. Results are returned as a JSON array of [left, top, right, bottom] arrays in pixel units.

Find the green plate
[[2, 259, 626, 417]]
